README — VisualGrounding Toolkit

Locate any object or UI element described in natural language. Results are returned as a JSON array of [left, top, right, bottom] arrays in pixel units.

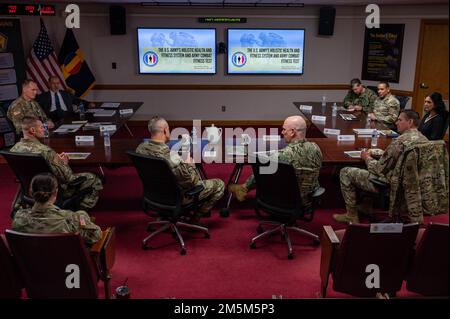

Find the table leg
[[124, 123, 134, 137], [226, 163, 243, 209]]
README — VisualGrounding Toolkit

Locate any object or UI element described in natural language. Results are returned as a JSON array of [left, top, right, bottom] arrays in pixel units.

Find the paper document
[[66, 152, 91, 160], [100, 102, 121, 108], [340, 114, 357, 121], [93, 109, 116, 117], [353, 128, 375, 135], [54, 124, 83, 133], [344, 151, 362, 158]]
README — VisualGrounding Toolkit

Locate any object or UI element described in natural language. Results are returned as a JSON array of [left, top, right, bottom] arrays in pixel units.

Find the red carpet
[[0, 163, 447, 299]]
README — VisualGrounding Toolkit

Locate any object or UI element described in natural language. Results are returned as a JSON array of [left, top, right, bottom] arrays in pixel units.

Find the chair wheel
[[256, 226, 264, 234], [142, 243, 149, 250], [250, 242, 256, 249], [220, 208, 230, 218], [313, 238, 320, 246], [204, 233, 210, 239], [288, 253, 294, 260], [180, 248, 187, 255]]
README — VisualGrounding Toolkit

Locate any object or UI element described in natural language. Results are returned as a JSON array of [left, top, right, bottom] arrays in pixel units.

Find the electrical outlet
[[221, 105, 226, 112]]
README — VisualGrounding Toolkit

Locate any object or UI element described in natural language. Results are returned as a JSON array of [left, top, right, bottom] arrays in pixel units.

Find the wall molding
[[93, 84, 412, 96]]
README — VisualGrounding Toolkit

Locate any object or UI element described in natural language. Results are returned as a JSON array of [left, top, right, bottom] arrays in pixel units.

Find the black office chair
[[0, 150, 93, 217], [249, 158, 325, 259], [127, 151, 210, 255], [395, 95, 410, 110]]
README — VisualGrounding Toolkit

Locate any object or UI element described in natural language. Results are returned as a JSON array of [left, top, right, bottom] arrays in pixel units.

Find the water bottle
[[191, 126, 197, 145], [371, 129, 378, 148], [103, 130, 111, 147], [79, 102, 85, 120], [365, 116, 371, 128], [332, 102, 337, 117], [43, 122, 49, 138], [321, 95, 327, 107]]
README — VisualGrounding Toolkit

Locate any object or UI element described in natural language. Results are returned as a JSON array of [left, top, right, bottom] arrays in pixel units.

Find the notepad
[[93, 109, 116, 117], [340, 114, 357, 121], [65, 152, 91, 160], [54, 124, 83, 133], [344, 151, 362, 158], [101, 102, 120, 108]]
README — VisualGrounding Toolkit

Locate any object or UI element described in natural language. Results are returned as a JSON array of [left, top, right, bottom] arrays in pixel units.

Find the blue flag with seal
[[58, 29, 95, 98]]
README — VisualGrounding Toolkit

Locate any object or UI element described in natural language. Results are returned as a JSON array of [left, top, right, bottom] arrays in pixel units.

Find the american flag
[[26, 19, 67, 93]]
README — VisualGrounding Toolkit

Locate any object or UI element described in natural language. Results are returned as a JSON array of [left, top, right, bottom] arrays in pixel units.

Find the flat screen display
[[227, 28, 305, 74], [137, 28, 216, 74]]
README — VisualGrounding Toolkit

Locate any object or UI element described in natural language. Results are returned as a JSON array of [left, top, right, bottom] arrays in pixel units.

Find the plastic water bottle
[[371, 129, 378, 148], [365, 116, 371, 128], [332, 102, 337, 117], [191, 126, 197, 145], [79, 102, 85, 120], [103, 130, 111, 147], [43, 122, 49, 138], [321, 95, 327, 107]]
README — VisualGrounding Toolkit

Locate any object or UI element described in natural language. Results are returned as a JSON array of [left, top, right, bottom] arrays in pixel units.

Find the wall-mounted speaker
[[218, 42, 227, 54], [109, 5, 126, 35], [318, 6, 336, 36]]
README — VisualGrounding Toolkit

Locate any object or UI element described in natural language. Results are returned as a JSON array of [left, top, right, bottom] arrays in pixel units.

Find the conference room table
[[46, 101, 396, 167]]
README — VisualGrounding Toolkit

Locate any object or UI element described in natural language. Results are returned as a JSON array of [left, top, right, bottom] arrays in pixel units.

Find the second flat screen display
[[227, 29, 305, 74]]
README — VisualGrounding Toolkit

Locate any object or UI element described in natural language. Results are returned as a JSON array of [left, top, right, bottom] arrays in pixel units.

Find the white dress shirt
[[49, 90, 68, 112]]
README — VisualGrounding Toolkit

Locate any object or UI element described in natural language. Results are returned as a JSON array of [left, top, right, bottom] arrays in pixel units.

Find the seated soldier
[[228, 116, 323, 209], [343, 78, 377, 113], [136, 117, 225, 221], [10, 116, 103, 211], [13, 173, 102, 245], [368, 81, 400, 131]]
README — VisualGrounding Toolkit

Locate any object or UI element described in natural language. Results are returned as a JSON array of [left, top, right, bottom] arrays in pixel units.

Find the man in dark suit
[[37, 75, 95, 123]]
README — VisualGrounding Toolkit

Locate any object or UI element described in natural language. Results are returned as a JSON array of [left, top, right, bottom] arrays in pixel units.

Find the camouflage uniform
[[7, 96, 49, 134], [343, 87, 377, 113], [373, 93, 400, 127], [13, 203, 102, 245], [245, 140, 322, 208], [339, 129, 428, 222], [10, 138, 103, 210], [136, 140, 224, 214]]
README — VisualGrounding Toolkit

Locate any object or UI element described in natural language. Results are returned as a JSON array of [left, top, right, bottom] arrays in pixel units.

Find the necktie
[[54, 92, 64, 119]]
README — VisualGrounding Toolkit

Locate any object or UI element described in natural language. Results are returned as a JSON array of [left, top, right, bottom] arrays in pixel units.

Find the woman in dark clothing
[[418, 92, 449, 140]]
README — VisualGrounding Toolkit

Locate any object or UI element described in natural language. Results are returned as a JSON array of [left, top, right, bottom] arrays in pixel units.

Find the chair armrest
[[184, 185, 205, 197], [369, 177, 389, 189], [319, 226, 340, 297], [90, 227, 116, 273], [68, 176, 87, 188]]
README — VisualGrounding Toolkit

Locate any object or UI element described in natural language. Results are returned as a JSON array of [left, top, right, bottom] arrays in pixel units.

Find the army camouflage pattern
[[343, 87, 377, 113], [7, 96, 49, 134], [13, 203, 102, 245], [390, 140, 449, 222], [340, 129, 429, 222], [246, 140, 322, 207], [136, 140, 224, 213], [10, 137, 103, 210], [373, 93, 400, 125]]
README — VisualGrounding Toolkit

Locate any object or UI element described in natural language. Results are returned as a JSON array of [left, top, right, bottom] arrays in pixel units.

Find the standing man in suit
[[37, 75, 95, 123]]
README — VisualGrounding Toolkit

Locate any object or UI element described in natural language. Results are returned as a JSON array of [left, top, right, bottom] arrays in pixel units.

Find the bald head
[[282, 116, 307, 143]]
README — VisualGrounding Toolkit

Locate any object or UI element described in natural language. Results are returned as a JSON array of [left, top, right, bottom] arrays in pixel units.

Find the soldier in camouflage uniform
[[343, 78, 377, 113], [229, 116, 322, 208], [13, 173, 102, 245], [369, 81, 400, 130], [136, 117, 224, 219], [7, 79, 54, 134], [334, 110, 429, 224], [10, 117, 103, 211]]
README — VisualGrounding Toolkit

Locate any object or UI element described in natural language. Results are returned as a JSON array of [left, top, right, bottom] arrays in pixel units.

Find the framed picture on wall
[[361, 24, 405, 83]]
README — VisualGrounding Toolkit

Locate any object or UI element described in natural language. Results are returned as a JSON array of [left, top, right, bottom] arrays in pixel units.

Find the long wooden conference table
[[45, 101, 395, 167]]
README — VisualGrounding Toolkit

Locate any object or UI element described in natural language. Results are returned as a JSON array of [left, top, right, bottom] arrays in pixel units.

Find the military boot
[[227, 183, 248, 202], [332, 212, 359, 224]]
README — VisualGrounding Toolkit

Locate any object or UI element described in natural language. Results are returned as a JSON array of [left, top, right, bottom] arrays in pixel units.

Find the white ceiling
[[24, 0, 450, 6]]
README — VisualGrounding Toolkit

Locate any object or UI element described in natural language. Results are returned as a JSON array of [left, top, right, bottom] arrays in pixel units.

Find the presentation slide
[[137, 28, 216, 74], [227, 29, 305, 74]]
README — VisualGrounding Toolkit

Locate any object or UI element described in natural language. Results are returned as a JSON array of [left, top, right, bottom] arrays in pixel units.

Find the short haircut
[[30, 173, 58, 203], [22, 79, 35, 88], [48, 75, 59, 82], [401, 110, 421, 127], [350, 78, 362, 87], [21, 116, 40, 131], [378, 81, 390, 88], [147, 116, 167, 135]]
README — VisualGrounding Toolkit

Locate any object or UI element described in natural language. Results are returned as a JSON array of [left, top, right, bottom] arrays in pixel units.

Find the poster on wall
[[361, 24, 405, 83]]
